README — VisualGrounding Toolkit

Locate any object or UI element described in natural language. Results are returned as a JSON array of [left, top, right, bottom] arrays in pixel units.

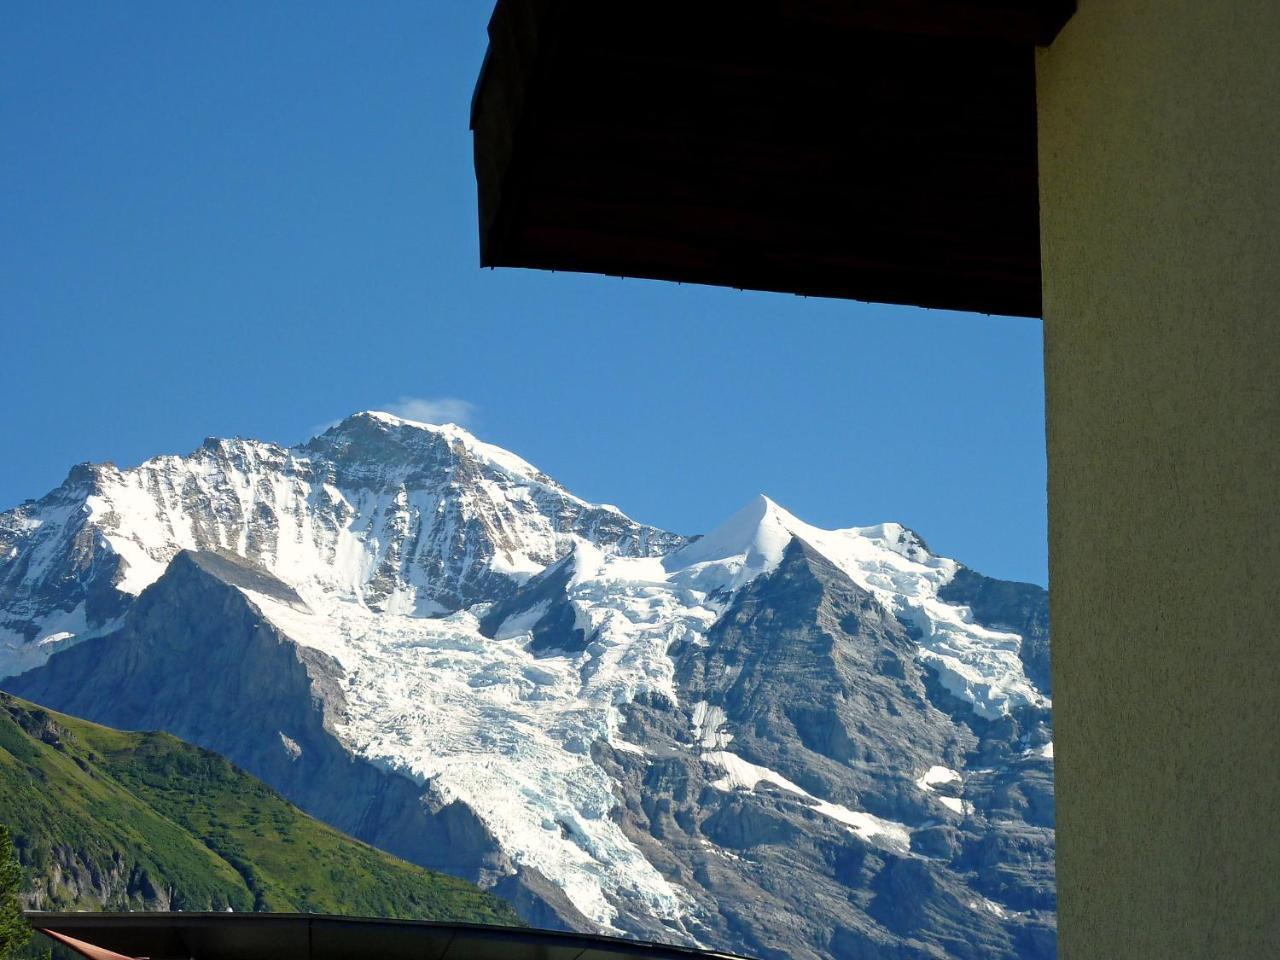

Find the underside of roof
[[471, 1, 1076, 318]]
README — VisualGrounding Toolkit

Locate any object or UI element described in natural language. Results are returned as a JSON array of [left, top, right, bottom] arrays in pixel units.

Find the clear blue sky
[[2, 2, 1049, 585]]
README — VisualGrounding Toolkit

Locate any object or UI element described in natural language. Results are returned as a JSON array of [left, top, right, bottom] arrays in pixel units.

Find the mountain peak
[[0, 413, 686, 669], [360, 409, 463, 432], [315, 411, 545, 483], [321, 410, 469, 442], [663, 493, 796, 588], [316, 410, 473, 441], [669, 497, 938, 587]]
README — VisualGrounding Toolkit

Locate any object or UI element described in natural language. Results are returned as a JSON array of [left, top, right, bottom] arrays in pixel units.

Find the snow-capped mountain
[[1, 415, 1056, 959], [0, 411, 680, 672]]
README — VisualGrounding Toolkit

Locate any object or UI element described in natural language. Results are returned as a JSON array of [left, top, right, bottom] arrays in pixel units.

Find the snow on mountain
[[0, 412, 681, 675], [665, 495, 1047, 719], [0, 418, 1053, 950], [697, 749, 913, 849], [223, 492, 1045, 932]]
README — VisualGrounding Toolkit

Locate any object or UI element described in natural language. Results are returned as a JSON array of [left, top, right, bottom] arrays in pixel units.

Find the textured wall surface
[[1036, 2, 1279, 956]]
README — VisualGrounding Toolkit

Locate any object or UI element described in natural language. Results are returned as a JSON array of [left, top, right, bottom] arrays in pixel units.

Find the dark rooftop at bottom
[[28, 911, 755, 960]]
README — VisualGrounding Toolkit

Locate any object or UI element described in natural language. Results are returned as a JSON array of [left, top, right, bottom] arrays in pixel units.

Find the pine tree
[[0, 825, 30, 959]]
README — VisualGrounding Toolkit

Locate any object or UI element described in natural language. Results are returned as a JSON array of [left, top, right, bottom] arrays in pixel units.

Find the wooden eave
[[471, 1, 1076, 318]]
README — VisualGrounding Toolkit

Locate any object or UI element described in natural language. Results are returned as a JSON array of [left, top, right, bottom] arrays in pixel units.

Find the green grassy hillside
[[0, 692, 519, 924]]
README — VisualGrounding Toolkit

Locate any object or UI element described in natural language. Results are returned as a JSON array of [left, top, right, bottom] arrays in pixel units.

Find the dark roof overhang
[[471, 1, 1075, 318], [28, 912, 751, 960]]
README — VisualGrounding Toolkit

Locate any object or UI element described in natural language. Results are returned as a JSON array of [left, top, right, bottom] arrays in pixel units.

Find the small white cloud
[[381, 396, 476, 427]]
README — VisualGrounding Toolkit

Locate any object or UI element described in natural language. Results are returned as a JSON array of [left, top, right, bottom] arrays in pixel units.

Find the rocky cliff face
[[597, 540, 1054, 959], [2, 415, 1054, 959]]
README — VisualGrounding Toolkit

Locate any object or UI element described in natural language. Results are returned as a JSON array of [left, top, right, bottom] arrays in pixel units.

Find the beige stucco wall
[[1036, 1, 1279, 956]]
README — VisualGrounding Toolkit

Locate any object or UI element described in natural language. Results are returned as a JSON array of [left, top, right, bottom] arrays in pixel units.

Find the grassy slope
[[0, 693, 519, 924]]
